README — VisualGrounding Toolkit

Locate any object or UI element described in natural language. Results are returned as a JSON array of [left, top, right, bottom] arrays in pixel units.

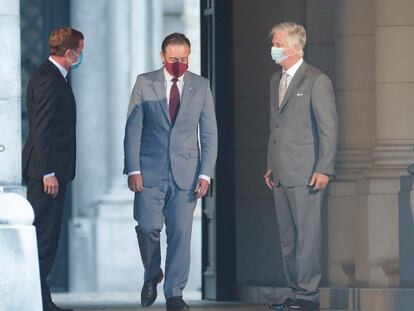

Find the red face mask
[[164, 61, 188, 78]]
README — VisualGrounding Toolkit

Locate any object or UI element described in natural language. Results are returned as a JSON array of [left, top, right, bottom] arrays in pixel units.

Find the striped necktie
[[278, 72, 289, 108]]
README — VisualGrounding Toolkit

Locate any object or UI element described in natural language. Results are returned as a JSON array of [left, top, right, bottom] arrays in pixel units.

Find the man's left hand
[[309, 172, 330, 191], [195, 178, 209, 199]]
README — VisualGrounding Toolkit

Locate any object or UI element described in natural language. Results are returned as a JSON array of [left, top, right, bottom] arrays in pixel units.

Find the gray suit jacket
[[124, 68, 218, 190], [267, 61, 338, 187]]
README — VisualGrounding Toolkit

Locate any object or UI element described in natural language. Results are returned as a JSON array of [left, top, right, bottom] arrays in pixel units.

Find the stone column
[[69, 0, 164, 292], [69, 0, 109, 291], [130, 0, 149, 79], [0, 1, 42, 309], [93, 0, 140, 292], [329, 0, 375, 287], [0, 0, 24, 195], [358, 0, 414, 287]]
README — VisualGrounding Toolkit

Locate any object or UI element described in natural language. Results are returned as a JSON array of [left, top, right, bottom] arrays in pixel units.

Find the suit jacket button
[[273, 140, 276, 144]]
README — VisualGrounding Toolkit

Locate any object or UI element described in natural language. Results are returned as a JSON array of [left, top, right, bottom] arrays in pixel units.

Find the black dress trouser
[[26, 178, 67, 304]]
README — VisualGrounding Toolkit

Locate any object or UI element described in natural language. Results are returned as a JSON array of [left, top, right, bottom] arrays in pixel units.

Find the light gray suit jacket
[[124, 68, 218, 190], [267, 61, 338, 187]]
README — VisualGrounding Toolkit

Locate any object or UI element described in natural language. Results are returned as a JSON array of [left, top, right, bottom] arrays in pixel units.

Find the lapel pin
[[297, 93, 304, 96]]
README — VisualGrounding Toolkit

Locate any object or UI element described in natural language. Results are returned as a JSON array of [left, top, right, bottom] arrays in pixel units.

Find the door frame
[[200, 0, 236, 301]]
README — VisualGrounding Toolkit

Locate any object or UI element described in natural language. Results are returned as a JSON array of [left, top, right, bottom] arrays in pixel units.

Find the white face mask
[[271, 46, 298, 64]]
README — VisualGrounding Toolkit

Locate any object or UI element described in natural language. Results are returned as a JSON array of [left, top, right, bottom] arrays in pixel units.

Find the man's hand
[[43, 175, 59, 198], [195, 178, 209, 199], [264, 169, 274, 189], [128, 174, 143, 192], [309, 172, 330, 191]]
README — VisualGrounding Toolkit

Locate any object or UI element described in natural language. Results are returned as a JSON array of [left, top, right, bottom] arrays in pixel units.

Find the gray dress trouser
[[273, 184, 324, 302], [134, 169, 197, 299]]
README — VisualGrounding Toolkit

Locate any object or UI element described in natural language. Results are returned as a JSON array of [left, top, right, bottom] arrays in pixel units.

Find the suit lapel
[[278, 61, 308, 113], [46, 60, 76, 116], [151, 69, 171, 125], [47, 60, 74, 101], [174, 72, 193, 125], [65, 73, 76, 104]]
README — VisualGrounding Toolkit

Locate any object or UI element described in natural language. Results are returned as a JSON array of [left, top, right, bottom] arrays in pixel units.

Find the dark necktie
[[169, 77, 180, 123]]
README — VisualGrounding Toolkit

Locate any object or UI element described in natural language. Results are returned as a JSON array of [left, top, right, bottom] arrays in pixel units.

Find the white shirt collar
[[284, 58, 304, 78], [163, 68, 185, 83], [48, 56, 68, 79]]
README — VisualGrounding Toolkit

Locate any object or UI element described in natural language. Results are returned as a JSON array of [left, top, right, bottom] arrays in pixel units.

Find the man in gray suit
[[124, 33, 217, 311], [264, 22, 338, 311]]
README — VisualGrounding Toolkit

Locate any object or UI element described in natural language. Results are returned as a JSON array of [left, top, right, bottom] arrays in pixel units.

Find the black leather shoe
[[286, 299, 319, 311], [166, 296, 190, 311], [269, 297, 295, 309], [141, 270, 164, 307], [43, 300, 74, 311]]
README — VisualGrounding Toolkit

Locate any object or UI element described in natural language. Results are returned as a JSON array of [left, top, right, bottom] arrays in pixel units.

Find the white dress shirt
[[49, 56, 68, 80], [128, 68, 211, 184], [164, 68, 184, 104], [43, 57, 69, 179]]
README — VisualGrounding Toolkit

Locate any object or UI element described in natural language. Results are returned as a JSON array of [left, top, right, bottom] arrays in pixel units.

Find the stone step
[[239, 286, 414, 311]]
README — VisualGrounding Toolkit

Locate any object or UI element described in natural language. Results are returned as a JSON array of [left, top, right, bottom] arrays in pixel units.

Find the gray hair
[[270, 22, 306, 57]]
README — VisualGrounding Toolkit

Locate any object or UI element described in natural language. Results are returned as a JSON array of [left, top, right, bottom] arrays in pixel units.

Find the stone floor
[[52, 292, 347, 311]]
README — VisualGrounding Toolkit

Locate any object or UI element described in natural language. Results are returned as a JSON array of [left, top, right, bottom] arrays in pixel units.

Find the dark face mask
[[164, 61, 188, 78]]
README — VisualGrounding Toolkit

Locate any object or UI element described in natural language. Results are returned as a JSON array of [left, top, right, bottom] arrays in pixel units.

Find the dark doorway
[[200, 0, 236, 301]]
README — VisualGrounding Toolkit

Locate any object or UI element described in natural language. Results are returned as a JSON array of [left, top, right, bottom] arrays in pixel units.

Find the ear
[[160, 51, 166, 64], [63, 49, 72, 58], [294, 43, 301, 52]]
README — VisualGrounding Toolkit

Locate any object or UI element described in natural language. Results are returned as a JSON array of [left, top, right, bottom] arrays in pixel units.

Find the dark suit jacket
[[22, 59, 77, 183]]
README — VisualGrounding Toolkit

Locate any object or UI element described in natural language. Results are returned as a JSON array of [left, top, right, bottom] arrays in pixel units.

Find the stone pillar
[[357, 0, 414, 287], [0, 0, 24, 195], [0, 3, 42, 308], [151, 0, 163, 68], [183, 0, 201, 74], [69, 0, 109, 291], [93, 0, 140, 292], [328, 0, 375, 287], [130, 0, 149, 79], [399, 165, 414, 287], [69, 0, 164, 292]]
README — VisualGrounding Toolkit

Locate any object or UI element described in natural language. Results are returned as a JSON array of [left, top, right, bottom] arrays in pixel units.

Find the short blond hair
[[270, 22, 306, 57]]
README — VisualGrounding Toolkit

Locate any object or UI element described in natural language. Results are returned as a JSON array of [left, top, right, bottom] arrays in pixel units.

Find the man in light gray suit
[[264, 22, 338, 311], [124, 33, 217, 311]]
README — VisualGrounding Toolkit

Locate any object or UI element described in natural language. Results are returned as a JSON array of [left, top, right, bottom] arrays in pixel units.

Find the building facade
[[1, 0, 414, 304]]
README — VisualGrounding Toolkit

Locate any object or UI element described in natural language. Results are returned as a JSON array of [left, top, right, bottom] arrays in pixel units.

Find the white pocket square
[[296, 93, 304, 96]]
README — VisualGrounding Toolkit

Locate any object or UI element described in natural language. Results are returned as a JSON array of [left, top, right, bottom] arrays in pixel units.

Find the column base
[[0, 185, 26, 197]]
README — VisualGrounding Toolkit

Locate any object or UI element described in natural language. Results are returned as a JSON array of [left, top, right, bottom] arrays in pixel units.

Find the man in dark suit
[[22, 27, 84, 311], [264, 22, 338, 311]]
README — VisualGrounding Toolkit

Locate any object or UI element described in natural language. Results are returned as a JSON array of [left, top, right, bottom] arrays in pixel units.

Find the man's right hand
[[128, 173, 143, 192], [43, 175, 59, 198], [264, 169, 274, 189]]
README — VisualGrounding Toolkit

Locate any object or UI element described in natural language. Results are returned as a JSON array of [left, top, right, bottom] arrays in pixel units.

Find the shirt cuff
[[43, 172, 55, 178], [128, 171, 141, 176], [198, 174, 211, 184]]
